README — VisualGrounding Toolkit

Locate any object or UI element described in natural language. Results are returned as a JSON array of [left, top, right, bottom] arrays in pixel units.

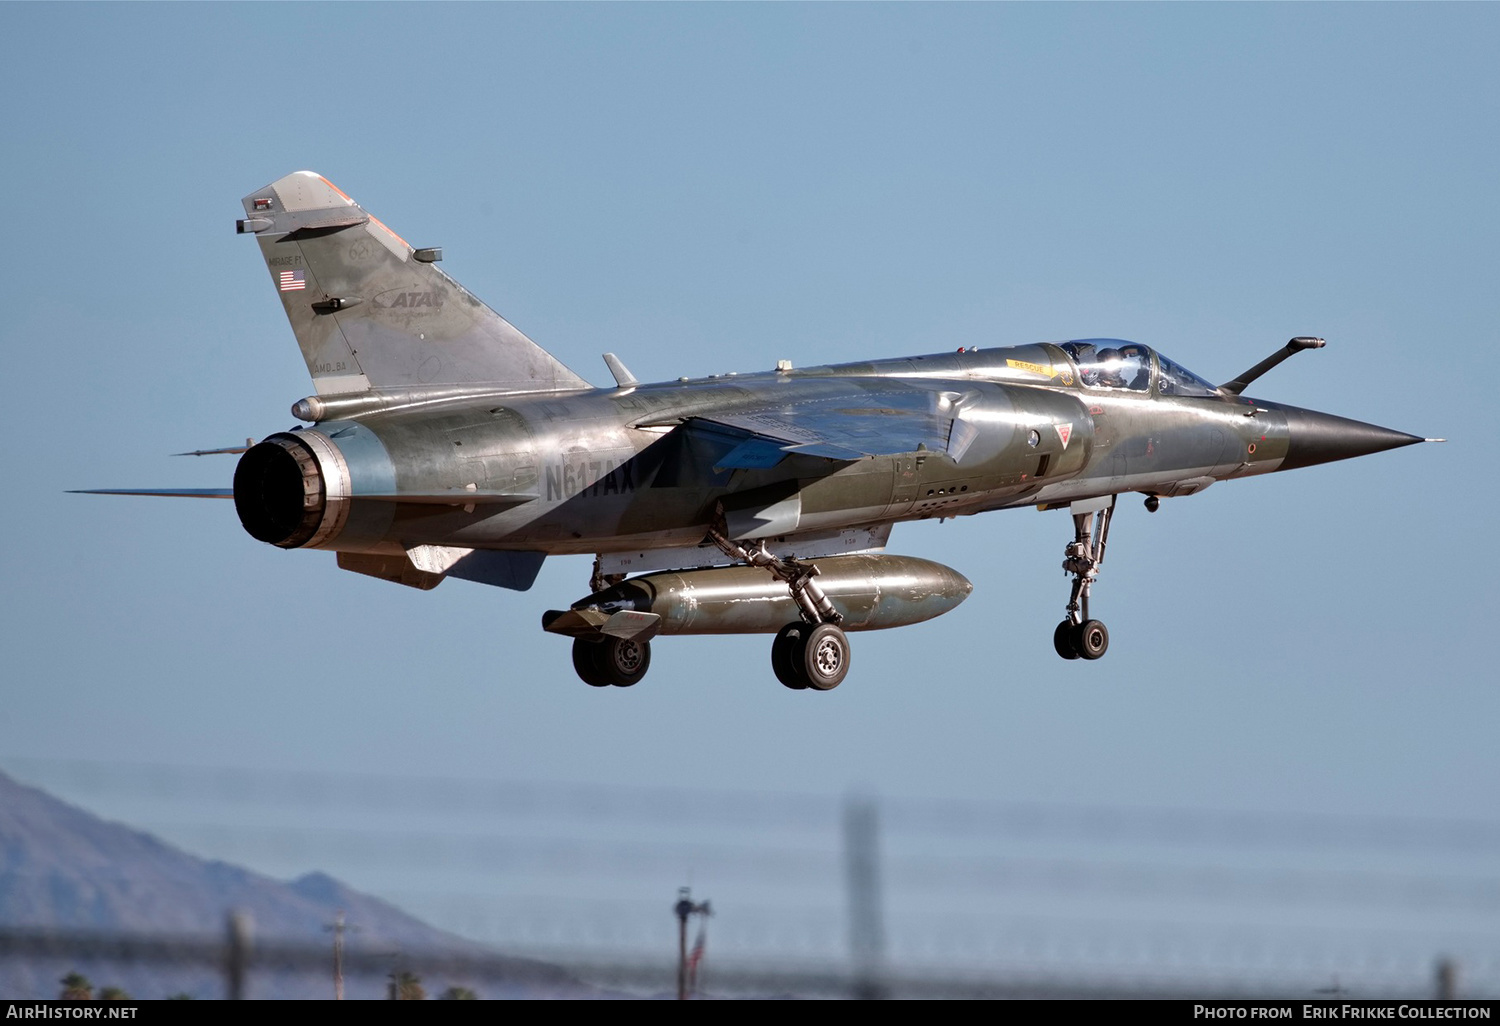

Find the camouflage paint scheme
[[80, 172, 1431, 685]]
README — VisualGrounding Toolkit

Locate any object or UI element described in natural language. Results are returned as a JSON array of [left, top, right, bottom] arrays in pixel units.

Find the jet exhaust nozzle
[[233, 433, 350, 548]]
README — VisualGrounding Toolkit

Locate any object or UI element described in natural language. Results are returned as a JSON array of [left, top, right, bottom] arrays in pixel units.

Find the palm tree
[[98, 987, 129, 1000], [440, 986, 478, 1000], [58, 973, 92, 1000], [388, 970, 426, 1000]]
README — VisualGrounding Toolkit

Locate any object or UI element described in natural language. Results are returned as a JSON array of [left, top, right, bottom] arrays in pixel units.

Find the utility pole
[[325, 910, 346, 1000], [674, 887, 711, 1000], [1436, 958, 1458, 1000], [844, 794, 887, 1000], [225, 910, 252, 1001]]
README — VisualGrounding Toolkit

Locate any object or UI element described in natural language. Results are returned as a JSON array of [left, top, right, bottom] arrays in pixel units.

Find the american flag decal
[[278, 269, 306, 292]]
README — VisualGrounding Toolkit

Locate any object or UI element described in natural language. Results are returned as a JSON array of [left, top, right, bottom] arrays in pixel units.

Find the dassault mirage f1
[[79, 171, 1439, 691]]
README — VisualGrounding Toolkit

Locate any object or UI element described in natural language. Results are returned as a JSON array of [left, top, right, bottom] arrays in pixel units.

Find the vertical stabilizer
[[238, 171, 590, 396]]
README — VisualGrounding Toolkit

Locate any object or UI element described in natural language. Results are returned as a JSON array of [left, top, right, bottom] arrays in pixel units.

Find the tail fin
[[238, 171, 590, 396]]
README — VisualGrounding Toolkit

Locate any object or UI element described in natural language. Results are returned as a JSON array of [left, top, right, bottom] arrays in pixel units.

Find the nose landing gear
[[1053, 495, 1115, 661]]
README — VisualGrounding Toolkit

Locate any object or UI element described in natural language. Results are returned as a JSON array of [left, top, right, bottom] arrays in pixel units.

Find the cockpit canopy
[[1057, 339, 1220, 397]]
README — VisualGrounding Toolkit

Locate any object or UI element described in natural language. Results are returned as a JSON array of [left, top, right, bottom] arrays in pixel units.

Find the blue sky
[[1, 2, 1496, 981]]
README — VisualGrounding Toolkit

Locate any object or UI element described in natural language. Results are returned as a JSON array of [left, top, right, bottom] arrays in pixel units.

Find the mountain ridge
[[0, 769, 592, 999]]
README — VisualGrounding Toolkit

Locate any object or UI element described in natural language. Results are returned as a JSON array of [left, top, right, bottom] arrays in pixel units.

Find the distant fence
[[6, 759, 1499, 1000], [0, 921, 1476, 1000]]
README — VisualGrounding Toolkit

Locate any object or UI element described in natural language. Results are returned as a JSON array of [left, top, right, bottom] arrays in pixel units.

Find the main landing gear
[[709, 519, 851, 692], [569, 556, 649, 687], [771, 620, 851, 691], [572, 635, 651, 687], [1053, 495, 1115, 661], [565, 525, 854, 691]]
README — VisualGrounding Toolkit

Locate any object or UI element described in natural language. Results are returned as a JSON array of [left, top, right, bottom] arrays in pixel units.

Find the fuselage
[[233, 339, 1315, 561], [80, 171, 1434, 683]]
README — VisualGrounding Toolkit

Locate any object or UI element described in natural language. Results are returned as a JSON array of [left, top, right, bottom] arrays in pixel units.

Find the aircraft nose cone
[[1278, 405, 1425, 471]]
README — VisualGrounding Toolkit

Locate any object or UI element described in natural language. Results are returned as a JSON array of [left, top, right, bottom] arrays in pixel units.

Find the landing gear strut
[[1054, 495, 1115, 661], [710, 514, 850, 691]]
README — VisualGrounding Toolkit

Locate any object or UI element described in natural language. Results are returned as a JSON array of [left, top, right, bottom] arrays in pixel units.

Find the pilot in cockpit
[[1117, 345, 1150, 390], [1094, 348, 1126, 387]]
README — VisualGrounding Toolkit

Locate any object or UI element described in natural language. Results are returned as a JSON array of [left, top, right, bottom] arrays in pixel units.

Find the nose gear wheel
[[1053, 620, 1081, 660], [1073, 619, 1109, 660]]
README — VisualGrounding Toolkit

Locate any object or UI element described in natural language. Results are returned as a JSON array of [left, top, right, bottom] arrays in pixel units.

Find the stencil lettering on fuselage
[[545, 458, 636, 501]]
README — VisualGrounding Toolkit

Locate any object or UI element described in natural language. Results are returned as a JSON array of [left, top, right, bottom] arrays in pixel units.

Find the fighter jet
[[77, 171, 1439, 691]]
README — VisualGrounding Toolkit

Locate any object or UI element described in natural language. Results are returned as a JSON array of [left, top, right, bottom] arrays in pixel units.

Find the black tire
[[1053, 620, 1080, 660], [800, 623, 850, 691], [1074, 619, 1109, 660], [571, 639, 611, 687], [772, 623, 809, 690], [595, 637, 651, 687]]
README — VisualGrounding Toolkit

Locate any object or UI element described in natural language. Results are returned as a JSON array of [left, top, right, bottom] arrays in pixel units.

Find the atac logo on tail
[[372, 287, 445, 311]]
